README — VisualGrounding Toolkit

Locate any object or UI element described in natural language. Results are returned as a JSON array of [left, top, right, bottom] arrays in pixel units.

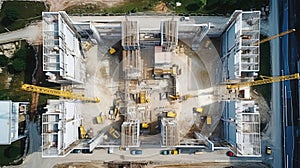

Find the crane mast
[[227, 73, 300, 89], [21, 84, 100, 103]]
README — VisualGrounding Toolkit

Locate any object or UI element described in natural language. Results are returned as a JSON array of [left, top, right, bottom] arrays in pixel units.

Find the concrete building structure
[[161, 119, 179, 147], [222, 100, 261, 157], [39, 10, 262, 158], [121, 120, 140, 147], [0, 100, 28, 145], [42, 100, 81, 157], [221, 10, 261, 81], [42, 11, 86, 84]]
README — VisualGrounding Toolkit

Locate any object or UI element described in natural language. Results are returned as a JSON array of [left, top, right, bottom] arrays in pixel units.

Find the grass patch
[[0, 139, 25, 166], [66, 0, 268, 15], [253, 35, 271, 105], [67, 0, 160, 14], [0, 1, 46, 33]]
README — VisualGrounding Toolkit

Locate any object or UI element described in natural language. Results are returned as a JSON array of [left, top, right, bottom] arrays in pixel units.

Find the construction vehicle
[[206, 116, 212, 125], [168, 94, 180, 100], [21, 84, 100, 103], [139, 91, 146, 104], [79, 125, 87, 139], [193, 107, 203, 113], [166, 111, 177, 118], [96, 112, 105, 124], [141, 123, 149, 129], [109, 47, 116, 55], [226, 73, 300, 89], [253, 29, 296, 46], [109, 127, 120, 139]]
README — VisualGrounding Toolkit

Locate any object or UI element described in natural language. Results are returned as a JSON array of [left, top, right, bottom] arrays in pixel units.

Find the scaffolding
[[121, 120, 140, 147], [221, 10, 260, 80], [161, 118, 179, 147], [223, 100, 261, 157], [161, 20, 178, 49], [42, 100, 80, 157], [42, 12, 86, 84], [122, 20, 139, 50]]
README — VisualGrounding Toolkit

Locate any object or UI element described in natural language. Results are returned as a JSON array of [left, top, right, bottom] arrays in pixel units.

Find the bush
[[0, 55, 9, 67], [186, 2, 203, 11], [12, 58, 26, 72]]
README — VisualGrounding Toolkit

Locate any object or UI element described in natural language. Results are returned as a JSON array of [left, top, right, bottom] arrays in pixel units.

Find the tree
[[1, 9, 19, 27], [12, 58, 26, 72], [0, 55, 9, 67]]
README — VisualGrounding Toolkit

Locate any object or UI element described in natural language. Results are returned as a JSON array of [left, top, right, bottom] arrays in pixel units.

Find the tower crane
[[253, 29, 296, 46], [226, 73, 300, 89], [21, 84, 100, 103]]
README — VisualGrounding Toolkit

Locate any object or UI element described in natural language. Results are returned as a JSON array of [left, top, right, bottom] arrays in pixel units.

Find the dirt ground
[[45, 0, 124, 12]]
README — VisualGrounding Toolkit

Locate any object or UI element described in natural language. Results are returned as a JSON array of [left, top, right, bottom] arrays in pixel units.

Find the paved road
[[269, 0, 283, 168], [17, 147, 264, 168], [0, 22, 41, 44]]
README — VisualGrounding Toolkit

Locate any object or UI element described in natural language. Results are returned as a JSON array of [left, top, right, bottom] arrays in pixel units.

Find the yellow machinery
[[109, 47, 116, 55], [109, 127, 120, 139], [21, 84, 100, 103], [166, 111, 177, 118], [193, 107, 203, 113], [206, 116, 212, 125], [139, 91, 146, 104], [253, 29, 296, 46], [142, 123, 149, 129], [96, 112, 105, 124], [79, 125, 87, 139], [226, 73, 300, 89]]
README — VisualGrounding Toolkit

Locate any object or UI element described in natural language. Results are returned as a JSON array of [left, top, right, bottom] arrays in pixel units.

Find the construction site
[[19, 10, 296, 160]]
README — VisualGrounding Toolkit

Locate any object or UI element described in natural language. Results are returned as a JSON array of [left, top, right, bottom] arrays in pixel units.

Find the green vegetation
[[205, 0, 268, 14], [0, 1, 47, 33], [0, 139, 25, 166], [162, 0, 206, 14], [253, 35, 271, 105], [66, 0, 267, 15], [0, 41, 58, 106], [67, 0, 159, 14]]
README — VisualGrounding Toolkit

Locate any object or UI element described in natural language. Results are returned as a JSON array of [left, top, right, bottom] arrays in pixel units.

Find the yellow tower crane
[[253, 29, 296, 46], [21, 84, 100, 103], [226, 73, 300, 89]]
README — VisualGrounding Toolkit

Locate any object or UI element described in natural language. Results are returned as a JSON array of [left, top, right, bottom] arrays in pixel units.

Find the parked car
[[226, 151, 235, 157], [130, 149, 142, 155], [171, 150, 179, 155], [71, 149, 81, 153], [82, 149, 93, 154], [160, 150, 170, 155], [266, 146, 272, 155]]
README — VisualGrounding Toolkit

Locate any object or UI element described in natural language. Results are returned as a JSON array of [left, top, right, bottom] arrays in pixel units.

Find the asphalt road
[[0, 22, 41, 44], [269, 0, 283, 168]]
